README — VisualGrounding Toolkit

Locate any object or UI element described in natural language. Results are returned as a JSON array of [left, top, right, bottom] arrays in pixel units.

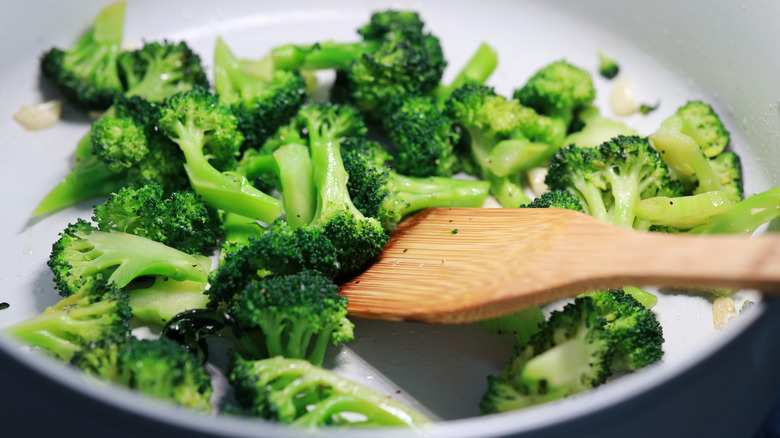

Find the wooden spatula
[[339, 208, 780, 323]]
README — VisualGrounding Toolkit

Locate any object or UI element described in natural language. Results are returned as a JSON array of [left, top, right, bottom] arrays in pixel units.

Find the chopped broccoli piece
[[155, 87, 284, 222], [40, 1, 126, 111], [514, 60, 596, 129], [72, 336, 212, 411], [480, 297, 613, 414], [521, 190, 585, 211], [206, 221, 340, 309], [214, 37, 307, 150], [482, 307, 547, 346], [597, 52, 620, 79], [228, 270, 354, 365], [445, 81, 566, 207], [91, 184, 222, 255], [383, 94, 460, 177], [269, 10, 445, 119], [545, 135, 684, 229], [649, 101, 742, 202], [48, 219, 211, 297], [341, 137, 490, 230], [127, 277, 209, 326], [228, 355, 431, 427], [564, 105, 639, 148], [433, 42, 499, 105], [5, 278, 131, 362]]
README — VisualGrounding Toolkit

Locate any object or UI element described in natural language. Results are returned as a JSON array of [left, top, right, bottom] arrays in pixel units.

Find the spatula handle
[[595, 231, 780, 293]]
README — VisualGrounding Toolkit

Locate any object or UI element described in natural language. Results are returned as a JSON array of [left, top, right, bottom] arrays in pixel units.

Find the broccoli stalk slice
[[270, 40, 383, 71], [488, 138, 558, 177], [690, 186, 780, 235], [636, 190, 734, 230], [127, 277, 209, 326], [161, 105, 284, 223], [229, 356, 431, 427], [32, 156, 125, 217], [521, 336, 596, 393], [220, 212, 264, 248], [389, 173, 490, 214], [600, 162, 648, 229], [274, 144, 317, 228], [433, 42, 498, 104]]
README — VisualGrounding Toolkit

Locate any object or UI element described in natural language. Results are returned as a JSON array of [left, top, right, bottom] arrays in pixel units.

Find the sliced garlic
[[13, 100, 62, 131], [610, 76, 639, 116], [526, 167, 549, 198], [712, 296, 737, 330]]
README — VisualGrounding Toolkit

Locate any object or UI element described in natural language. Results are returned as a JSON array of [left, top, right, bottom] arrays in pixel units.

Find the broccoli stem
[[601, 166, 643, 229], [488, 138, 557, 177], [172, 129, 284, 223], [635, 191, 733, 229], [220, 212, 264, 248], [32, 156, 125, 217], [71, 230, 211, 288], [274, 144, 317, 228], [390, 173, 490, 213], [433, 42, 498, 104], [308, 131, 363, 223], [128, 278, 210, 326], [691, 186, 780, 235], [270, 40, 382, 71]]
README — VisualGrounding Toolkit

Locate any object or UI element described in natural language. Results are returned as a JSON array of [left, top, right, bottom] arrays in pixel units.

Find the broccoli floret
[[48, 219, 212, 297], [118, 39, 210, 103], [514, 60, 596, 129], [283, 103, 388, 274], [155, 87, 284, 223], [445, 81, 567, 207], [545, 136, 684, 229], [214, 37, 307, 150], [72, 336, 212, 411], [227, 270, 353, 365], [597, 52, 620, 80], [341, 137, 490, 230], [269, 10, 445, 119], [675, 101, 731, 158], [382, 94, 460, 177], [228, 355, 431, 427], [480, 297, 614, 414], [584, 289, 664, 372], [5, 278, 132, 362], [207, 221, 340, 309], [521, 190, 585, 211], [91, 184, 222, 255], [649, 101, 742, 202], [40, 1, 125, 111]]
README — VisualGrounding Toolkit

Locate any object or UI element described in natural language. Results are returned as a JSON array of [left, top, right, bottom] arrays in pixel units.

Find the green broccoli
[[480, 297, 614, 414], [597, 52, 620, 80], [649, 101, 742, 202], [382, 93, 460, 177], [514, 60, 596, 129], [48, 219, 212, 297], [584, 289, 664, 372], [91, 184, 222, 255], [5, 278, 132, 362], [228, 270, 353, 366], [287, 102, 388, 274], [521, 189, 585, 211], [214, 37, 307, 150], [433, 42, 499, 105], [40, 1, 126, 111], [545, 135, 685, 229], [206, 221, 340, 309], [341, 137, 490, 230], [637, 186, 780, 235], [269, 10, 445, 118], [228, 355, 431, 427], [72, 336, 213, 411], [445, 81, 567, 207], [155, 87, 284, 223]]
